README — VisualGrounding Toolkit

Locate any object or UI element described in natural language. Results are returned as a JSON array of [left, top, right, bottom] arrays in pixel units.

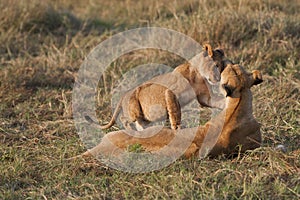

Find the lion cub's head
[[220, 64, 263, 98], [195, 44, 226, 84]]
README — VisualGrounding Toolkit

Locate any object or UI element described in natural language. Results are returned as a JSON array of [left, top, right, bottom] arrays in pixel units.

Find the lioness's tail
[[99, 96, 123, 129]]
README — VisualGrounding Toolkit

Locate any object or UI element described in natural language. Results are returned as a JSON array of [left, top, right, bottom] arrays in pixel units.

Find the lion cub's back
[[138, 83, 169, 121]]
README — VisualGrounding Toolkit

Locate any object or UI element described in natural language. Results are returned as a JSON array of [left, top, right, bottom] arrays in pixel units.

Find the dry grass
[[0, 0, 299, 199]]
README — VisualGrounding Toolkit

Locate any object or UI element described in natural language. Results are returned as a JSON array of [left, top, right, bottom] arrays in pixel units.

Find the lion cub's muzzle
[[207, 68, 221, 85]]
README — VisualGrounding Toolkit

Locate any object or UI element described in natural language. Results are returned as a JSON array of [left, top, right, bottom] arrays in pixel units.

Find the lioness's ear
[[250, 70, 263, 86], [203, 44, 213, 57], [222, 84, 234, 97]]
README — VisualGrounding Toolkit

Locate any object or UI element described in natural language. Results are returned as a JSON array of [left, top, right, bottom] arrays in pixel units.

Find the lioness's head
[[220, 64, 263, 98], [198, 44, 225, 84]]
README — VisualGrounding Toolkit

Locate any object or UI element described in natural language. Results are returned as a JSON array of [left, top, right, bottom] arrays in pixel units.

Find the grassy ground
[[0, 0, 299, 199]]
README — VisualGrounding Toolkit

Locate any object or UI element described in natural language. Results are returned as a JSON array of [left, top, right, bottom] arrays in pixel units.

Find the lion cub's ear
[[203, 44, 213, 57], [250, 70, 263, 86]]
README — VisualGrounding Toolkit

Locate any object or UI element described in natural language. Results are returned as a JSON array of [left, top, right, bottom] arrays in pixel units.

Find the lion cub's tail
[[99, 96, 123, 129]]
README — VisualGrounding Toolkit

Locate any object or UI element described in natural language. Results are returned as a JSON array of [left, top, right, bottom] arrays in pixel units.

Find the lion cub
[[98, 44, 230, 130]]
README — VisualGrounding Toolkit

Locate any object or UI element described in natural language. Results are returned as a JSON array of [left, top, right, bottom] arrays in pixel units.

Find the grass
[[0, 0, 299, 199]]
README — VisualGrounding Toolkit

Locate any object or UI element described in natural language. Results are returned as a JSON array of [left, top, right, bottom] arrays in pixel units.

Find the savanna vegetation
[[0, 0, 299, 199]]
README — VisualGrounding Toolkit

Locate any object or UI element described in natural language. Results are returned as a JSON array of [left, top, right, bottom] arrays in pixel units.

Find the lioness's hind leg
[[165, 89, 181, 129]]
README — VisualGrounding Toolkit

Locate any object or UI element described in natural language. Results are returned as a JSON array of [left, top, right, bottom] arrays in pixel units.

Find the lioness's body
[[100, 44, 229, 130], [82, 64, 263, 158]]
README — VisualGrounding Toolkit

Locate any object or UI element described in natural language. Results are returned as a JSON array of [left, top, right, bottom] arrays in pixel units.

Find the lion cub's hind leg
[[123, 86, 151, 131], [120, 88, 145, 130], [165, 89, 181, 130], [135, 118, 151, 131], [120, 116, 135, 130]]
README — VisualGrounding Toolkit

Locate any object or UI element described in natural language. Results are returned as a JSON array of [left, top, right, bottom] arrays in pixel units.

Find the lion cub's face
[[220, 64, 263, 97], [195, 47, 225, 85]]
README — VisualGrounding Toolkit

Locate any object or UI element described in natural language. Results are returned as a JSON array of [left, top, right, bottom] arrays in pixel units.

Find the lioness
[[80, 64, 263, 159], [97, 44, 230, 130]]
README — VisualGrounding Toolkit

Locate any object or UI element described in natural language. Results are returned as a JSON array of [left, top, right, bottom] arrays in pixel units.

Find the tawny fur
[[99, 44, 231, 130], [80, 64, 263, 159]]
